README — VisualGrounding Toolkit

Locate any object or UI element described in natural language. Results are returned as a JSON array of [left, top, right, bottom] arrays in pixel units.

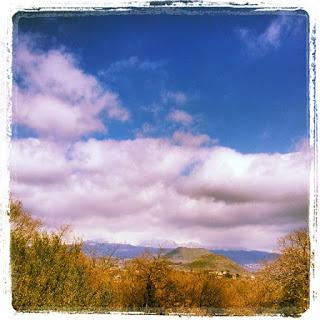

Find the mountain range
[[82, 241, 278, 270]]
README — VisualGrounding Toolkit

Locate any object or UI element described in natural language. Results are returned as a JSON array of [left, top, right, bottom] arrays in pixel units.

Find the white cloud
[[11, 138, 70, 186], [13, 37, 129, 140], [237, 15, 300, 56], [98, 56, 164, 80], [168, 109, 193, 125], [11, 137, 310, 251], [176, 147, 309, 203]]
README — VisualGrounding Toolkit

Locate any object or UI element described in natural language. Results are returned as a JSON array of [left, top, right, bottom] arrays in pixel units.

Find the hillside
[[188, 253, 246, 274], [165, 247, 210, 263], [165, 247, 247, 275]]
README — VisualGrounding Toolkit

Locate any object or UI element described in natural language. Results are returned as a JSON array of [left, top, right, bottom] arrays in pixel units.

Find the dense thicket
[[10, 201, 309, 315], [10, 201, 113, 311], [256, 229, 310, 316]]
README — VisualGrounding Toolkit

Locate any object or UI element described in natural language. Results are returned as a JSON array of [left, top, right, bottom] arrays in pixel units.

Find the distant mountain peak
[[139, 239, 178, 248], [139, 239, 203, 249]]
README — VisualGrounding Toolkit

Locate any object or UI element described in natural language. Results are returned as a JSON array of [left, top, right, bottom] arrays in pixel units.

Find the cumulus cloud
[[13, 37, 129, 140], [237, 15, 301, 56], [11, 136, 310, 251], [168, 109, 193, 125], [11, 138, 70, 186], [176, 147, 309, 204]]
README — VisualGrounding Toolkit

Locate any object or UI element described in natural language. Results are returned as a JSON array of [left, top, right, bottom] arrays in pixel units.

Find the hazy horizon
[[11, 11, 309, 252]]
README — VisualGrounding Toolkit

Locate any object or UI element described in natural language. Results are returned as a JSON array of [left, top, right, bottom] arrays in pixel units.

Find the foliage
[[10, 200, 113, 311], [256, 229, 310, 316]]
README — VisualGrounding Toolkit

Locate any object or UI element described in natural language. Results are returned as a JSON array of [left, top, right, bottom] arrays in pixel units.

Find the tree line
[[10, 200, 310, 316]]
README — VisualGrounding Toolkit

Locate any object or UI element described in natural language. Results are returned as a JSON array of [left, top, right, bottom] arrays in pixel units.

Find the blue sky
[[11, 11, 310, 250], [15, 12, 308, 153]]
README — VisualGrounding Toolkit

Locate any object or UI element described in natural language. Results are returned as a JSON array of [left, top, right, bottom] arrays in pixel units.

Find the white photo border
[[0, 1, 318, 319]]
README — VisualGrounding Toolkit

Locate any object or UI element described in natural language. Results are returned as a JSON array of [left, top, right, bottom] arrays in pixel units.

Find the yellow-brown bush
[[10, 200, 113, 311], [255, 229, 310, 316]]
